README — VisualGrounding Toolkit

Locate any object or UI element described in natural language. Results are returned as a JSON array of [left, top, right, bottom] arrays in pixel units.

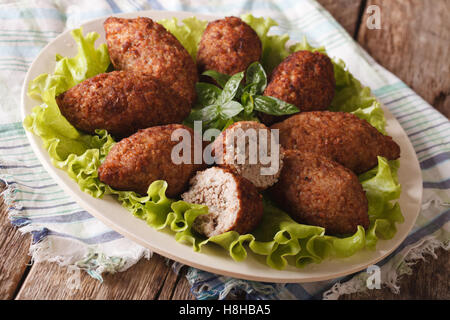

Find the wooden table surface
[[1, 0, 449, 300]]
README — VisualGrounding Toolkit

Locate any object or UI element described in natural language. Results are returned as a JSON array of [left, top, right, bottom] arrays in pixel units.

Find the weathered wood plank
[[357, 0, 450, 118], [159, 266, 196, 300], [171, 278, 196, 300], [317, 0, 364, 36], [341, 248, 450, 299], [0, 189, 32, 300], [15, 254, 177, 300]]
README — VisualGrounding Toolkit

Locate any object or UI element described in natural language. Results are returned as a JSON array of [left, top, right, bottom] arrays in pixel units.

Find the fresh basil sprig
[[217, 72, 245, 104], [195, 82, 222, 106], [185, 72, 245, 128], [253, 96, 300, 115], [201, 70, 230, 88], [185, 61, 299, 130], [245, 61, 267, 95]]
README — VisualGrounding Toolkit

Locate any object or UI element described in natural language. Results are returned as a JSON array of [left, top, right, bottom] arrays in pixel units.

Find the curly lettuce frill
[[158, 17, 208, 60], [23, 17, 403, 270]]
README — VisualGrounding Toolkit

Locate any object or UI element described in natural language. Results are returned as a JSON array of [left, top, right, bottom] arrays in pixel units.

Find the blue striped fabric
[[0, 0, 448, 299]]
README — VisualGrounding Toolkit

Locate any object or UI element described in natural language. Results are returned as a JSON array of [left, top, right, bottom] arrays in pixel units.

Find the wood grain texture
[[15, 255, 194, 300], [0, 186, 32, 300], [158, 266, 195, 300], [340, 248, 450, 300], [357, 0, 450, 118], [317, 0, 364, 36]]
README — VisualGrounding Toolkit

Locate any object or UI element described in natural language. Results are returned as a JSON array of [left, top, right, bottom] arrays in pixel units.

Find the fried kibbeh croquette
[[98, 124, 205, 197], [259, 50, 335, 125], [104, 17, 198, 105], [55, 71, 190, 138], [269, 150, 369, 235], [211, 121, 283, 190], [271, 111, 401, 174], [197, 16, 262, 76], [182, 167, 263, 237]]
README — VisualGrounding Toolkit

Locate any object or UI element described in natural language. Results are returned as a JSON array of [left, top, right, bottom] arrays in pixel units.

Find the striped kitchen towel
[[0, 0, 448, 299]]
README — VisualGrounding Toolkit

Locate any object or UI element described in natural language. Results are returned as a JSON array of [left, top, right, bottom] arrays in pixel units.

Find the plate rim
[[20, 9, 423, 283]]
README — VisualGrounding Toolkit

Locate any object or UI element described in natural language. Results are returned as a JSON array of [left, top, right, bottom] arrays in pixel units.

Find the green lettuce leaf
[[23, 18, 403, 270], [241, 14, 290, 74], [158, 17, 208, 60], [28, 28, 110, 100]]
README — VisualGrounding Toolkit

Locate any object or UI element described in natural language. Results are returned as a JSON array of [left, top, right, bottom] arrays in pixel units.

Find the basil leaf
[[195, 82, 222, 106], [219, 100, 244, 119], [202, 70, 230, 88], [211, 117, 235, 131], [186, 104, 219, 122], [253, 95, 300, 115], [241, 82, 258, 97], [218, 72, 244, 104], [235, 81, 247, 101], [245, 61, 267, 94], [241, 91, 254, 114], [235, 113, 260, 122]]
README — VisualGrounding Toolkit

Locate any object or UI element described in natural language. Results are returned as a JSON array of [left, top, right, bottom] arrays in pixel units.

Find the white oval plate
[[21, 10, 423, 283]]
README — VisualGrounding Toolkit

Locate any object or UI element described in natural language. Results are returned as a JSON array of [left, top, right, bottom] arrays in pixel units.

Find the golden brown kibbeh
[[271, 111, 400, 173], [259, 50, 335, 125], [104, 17, 198, 105], [197, 16, 262, 76], [269, 150, 369, 235], [56, 71, 191, 138], [98, 124, 205, 197]]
